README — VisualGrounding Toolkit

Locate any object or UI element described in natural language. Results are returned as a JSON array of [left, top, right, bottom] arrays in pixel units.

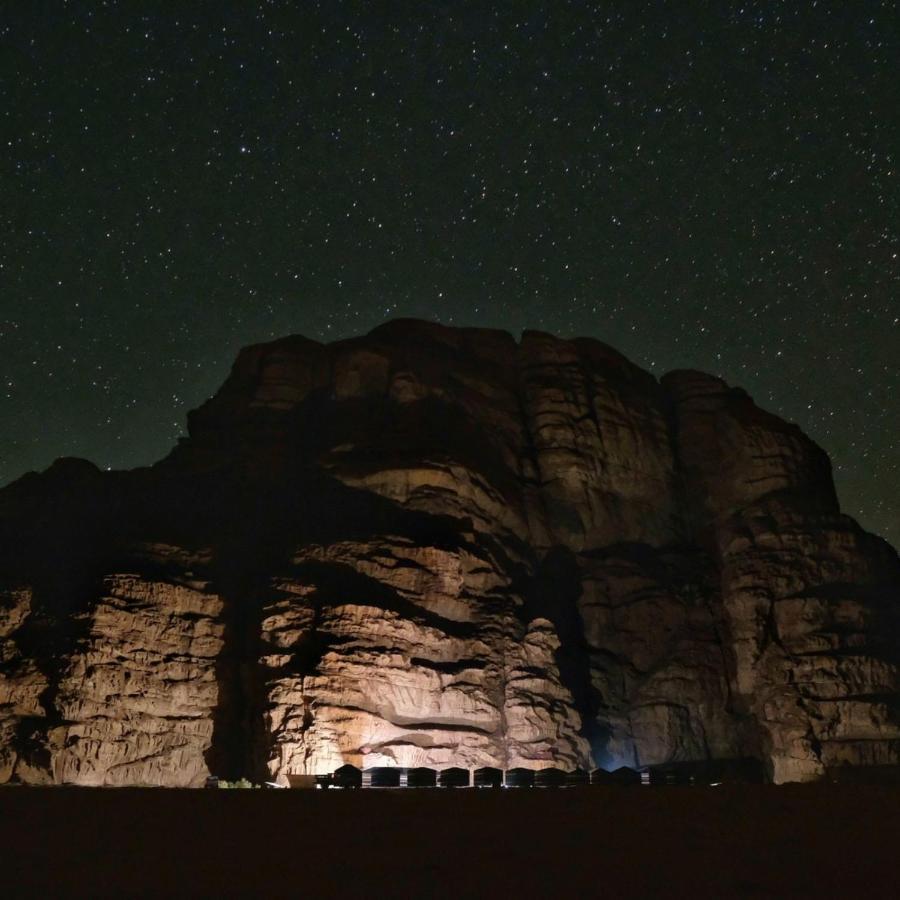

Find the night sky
[[2, 3, 897, 543]]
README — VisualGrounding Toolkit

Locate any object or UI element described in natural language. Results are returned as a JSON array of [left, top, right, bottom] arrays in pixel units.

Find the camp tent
[[363, 767, 401, 788], [504, 768, 535, 788], [332, 765, 362, 788], [474, 767, 503, 788], [438, 767, 470, 788]]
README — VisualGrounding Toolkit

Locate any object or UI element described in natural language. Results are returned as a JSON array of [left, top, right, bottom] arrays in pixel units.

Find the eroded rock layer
[[0, 320, 897, 784]]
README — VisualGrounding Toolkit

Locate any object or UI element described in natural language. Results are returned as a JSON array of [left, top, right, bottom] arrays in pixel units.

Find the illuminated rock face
[[0, 320, 897, 784]]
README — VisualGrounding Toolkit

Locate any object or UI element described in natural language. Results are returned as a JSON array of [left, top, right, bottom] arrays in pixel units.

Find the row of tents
[[308, 765, 620, 789], [299, 757, 765, 789]]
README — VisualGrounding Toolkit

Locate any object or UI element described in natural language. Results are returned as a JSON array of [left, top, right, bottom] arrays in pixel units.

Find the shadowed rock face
[[1, 319, 897, 784]]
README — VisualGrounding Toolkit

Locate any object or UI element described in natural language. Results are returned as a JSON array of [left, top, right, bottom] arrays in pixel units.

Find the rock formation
[[0, 319, 897, 785]]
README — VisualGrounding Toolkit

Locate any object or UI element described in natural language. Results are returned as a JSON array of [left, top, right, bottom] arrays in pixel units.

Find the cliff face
[[1, 320, 897, 785]]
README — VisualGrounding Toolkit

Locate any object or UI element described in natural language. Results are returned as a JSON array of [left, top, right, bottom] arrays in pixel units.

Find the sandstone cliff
[[1, 320, 897, 784]]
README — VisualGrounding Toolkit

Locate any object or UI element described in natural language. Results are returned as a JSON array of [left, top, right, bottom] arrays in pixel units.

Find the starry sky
[[2, 3, 897, 543]]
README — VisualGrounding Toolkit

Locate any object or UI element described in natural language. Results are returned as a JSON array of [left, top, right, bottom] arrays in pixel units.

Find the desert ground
[[1, 783, 898, 898]]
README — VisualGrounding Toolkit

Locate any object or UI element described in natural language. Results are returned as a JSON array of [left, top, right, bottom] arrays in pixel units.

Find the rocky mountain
[[1, 319, 897, 785]]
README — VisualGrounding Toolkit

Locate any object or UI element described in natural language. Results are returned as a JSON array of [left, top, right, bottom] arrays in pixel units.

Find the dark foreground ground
[[1, 784, 899, 899]]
